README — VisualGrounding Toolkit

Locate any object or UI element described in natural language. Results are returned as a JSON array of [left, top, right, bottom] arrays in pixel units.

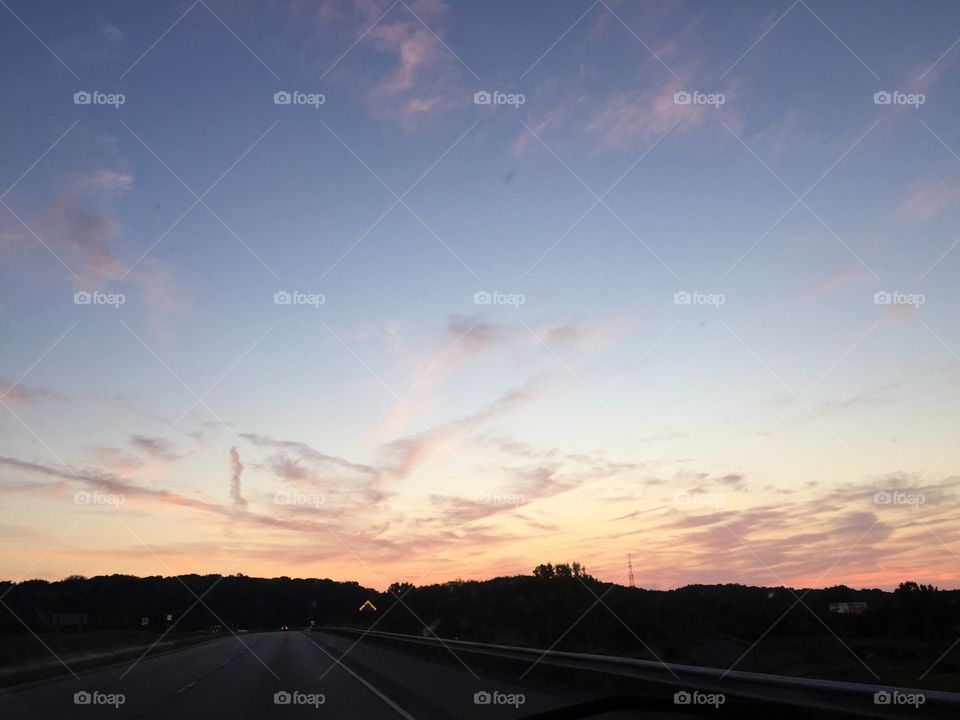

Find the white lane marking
[[308, 636, 415, 720], [177, 681, 197, 693]]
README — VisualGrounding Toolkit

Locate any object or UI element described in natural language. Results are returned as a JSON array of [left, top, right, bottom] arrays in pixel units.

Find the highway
[[0, 630, 602, 719], [4, 629, 956, 719]]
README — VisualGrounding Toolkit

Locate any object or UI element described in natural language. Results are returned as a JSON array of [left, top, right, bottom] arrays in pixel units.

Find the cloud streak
[[229, 447, 247, 511]]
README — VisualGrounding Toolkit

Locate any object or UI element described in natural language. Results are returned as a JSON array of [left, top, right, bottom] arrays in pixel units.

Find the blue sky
[[1, 0, 960, 589]]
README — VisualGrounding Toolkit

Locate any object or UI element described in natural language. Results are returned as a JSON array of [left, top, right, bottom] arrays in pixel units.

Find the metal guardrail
[[320, 627, 960, 719]]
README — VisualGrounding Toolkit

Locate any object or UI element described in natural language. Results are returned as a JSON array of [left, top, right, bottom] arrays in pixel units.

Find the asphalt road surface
[[0, 630, 609, 719]]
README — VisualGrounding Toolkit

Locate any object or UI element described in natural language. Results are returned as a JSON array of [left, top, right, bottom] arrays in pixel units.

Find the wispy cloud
[[229, 446, 248, 511], [101, 22, 124, 43], [292, 0, 469, 129], [4, 167, 186, 332], [895, 178, 960, 223], [379, 379, 543, 480], [40, 169, 132, 287], [241, 432, 379, 479], [0, 380, 67, 405], [130, 435, 182, 463]]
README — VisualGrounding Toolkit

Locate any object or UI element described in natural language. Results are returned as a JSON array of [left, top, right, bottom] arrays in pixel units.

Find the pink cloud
[[377, 313, 638, 435], [377, 315, 509, 434], [0, 380, 67, 405], [292, 0, 467, 130], [586, 88, 697, 152], [3, 167, 187, 333], [368, 22, 441, 96], [379, 379, 542, 480], [512, 2, 745, 158], [81, 169, 133, 195], [365, 12, 465, 128], [895, 178, 960, 222], [40, 169, 132, 288]]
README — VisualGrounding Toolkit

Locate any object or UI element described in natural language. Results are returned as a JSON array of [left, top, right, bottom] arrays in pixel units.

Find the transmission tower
[[627, 554, 635, 588]]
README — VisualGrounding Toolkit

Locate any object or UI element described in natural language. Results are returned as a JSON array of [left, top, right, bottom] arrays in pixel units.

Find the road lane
[[1, 628, 660, 719], [0, 631, 410, 719], [306, 630, 579, 718], [0, 628, 608, 720]]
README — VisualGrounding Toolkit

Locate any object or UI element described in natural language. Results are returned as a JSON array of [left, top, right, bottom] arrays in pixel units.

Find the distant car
[[280, 625, 288, 631]]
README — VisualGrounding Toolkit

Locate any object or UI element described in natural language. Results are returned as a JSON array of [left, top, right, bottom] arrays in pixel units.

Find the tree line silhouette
[[1, 567, 957, 668]]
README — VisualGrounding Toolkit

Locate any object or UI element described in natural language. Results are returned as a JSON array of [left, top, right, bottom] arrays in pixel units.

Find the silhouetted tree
[[532, 563, 554, 579]]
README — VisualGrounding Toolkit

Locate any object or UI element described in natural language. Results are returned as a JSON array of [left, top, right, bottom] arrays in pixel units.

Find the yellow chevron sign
[[358, 600, 377, 612]]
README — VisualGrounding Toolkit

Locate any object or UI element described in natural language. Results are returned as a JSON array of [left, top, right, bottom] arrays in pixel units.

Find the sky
[[1, 0, 959, 591]]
